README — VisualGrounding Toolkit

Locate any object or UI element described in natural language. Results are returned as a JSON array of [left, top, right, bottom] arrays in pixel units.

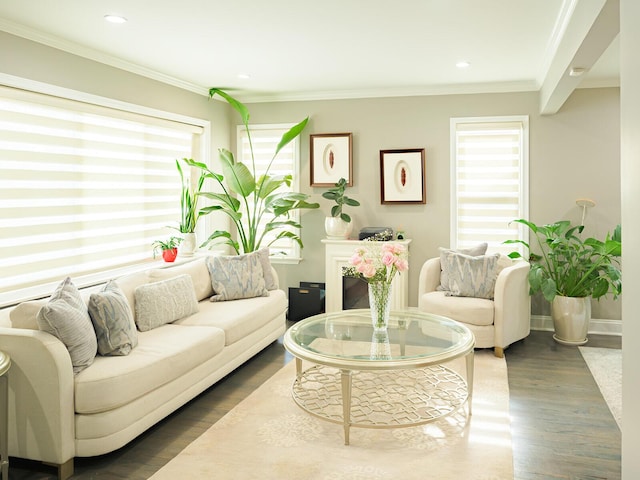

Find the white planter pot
[[180, 232, 197, 257], [325, 217, 353, 239], [551, 295, 591, 345]]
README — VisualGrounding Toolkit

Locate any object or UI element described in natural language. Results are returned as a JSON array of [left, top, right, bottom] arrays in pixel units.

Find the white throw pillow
[[88, 280, 138, 356], [439, 242, 488, 291], [36, 277, 98, 375], [441, 252, 501, 299], [134, 274, 199, 331], [206, 253, 268, 302]]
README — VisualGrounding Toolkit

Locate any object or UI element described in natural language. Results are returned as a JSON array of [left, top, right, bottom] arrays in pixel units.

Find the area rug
[[150, 350, 513, 480], [579, 346, 622, 429]]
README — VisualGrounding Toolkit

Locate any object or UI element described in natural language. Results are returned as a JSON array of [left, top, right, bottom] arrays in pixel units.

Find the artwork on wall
[[310, 133, 353, 186], [379, 148, 426, 204]]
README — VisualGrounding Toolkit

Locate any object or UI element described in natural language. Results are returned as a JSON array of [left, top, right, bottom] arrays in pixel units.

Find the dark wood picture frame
[[310, 133, 353, 186], [379, 148, 426, 204]]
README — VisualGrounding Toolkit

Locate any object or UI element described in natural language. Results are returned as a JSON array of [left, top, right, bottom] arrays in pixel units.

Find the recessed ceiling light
[[456, 61, 471, 69], [104, 14, 127, 24], [237, 73, 251, 80]]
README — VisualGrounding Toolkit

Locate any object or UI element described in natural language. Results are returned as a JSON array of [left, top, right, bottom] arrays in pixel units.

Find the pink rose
[[395, 258, 409, 272], [381, 251, 396, 266]]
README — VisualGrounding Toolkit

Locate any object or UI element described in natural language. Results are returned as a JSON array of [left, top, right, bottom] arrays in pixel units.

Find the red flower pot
[[162, 248, 178, 262]]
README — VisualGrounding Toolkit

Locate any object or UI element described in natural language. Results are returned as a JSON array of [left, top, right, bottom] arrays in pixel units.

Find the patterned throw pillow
[[134, 274, 199, 331], [88, 280, 138, 356], [441, 252, 501, 299], [36, 277, 98, 375], [206, 253, 268, 302], [255, 248, 278, 291], [439, 243, 488, 291]]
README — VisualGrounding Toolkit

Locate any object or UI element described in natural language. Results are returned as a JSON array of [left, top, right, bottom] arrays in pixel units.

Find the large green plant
[[505, 219, 621, 302], [322, 177, 360, 222], [175, 158, 206, 233], [185, 89, 319, 254]]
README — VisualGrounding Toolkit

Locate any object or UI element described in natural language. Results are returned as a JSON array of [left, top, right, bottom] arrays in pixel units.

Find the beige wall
[[0, 31, 622, 321], [247, 89, 621, 319]]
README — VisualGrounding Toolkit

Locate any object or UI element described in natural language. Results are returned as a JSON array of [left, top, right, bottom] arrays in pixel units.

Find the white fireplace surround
[[322, 238, 411, 312]]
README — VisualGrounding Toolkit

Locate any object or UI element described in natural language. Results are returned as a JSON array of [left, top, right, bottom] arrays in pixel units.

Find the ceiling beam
[[540, 0, 619, 115]]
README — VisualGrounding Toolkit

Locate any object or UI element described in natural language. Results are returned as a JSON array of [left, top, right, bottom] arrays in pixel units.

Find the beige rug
[[150, 350, 513, 480], [579, 346, 622, 429]]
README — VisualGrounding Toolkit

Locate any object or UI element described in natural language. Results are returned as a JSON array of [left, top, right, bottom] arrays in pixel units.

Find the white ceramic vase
[[324, 217, 352, 239], [181, 232, 197, 257], [550, 295, 591, 345]]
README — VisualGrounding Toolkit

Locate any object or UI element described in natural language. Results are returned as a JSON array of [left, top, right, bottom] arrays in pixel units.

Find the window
[[237, 124, 302, 263], [0, 83, 207, 305], [450, 116, 529, 256]]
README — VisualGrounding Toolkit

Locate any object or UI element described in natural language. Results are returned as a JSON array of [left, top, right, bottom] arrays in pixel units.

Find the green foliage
[[185, 89, 319, 254], [152, 236, 182, 257], [321, 177, 360, 222], [175, 158, 206, 233], [505, 219, 621, 302]]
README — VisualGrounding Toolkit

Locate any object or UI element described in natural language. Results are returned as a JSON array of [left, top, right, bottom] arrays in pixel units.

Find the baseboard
[[530, 315, 622, 336]]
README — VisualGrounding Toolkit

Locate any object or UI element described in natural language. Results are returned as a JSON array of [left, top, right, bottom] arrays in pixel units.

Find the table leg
[[465, 350, 475, 416], [0, 375, 8, 479], [340, 369, 352, 445], [295, 357, 302, 381]]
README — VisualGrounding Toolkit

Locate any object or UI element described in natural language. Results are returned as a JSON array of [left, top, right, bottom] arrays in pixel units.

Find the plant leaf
[[209, 88, 250, 126]]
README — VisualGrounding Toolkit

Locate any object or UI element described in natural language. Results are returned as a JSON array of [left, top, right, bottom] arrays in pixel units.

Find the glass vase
[[368, 281, 393, 331]]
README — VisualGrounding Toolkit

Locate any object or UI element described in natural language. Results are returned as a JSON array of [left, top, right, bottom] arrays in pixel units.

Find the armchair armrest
[[493, 260, 531, 348], [418, 257, 442, 295], [0, 327, 75, 466]]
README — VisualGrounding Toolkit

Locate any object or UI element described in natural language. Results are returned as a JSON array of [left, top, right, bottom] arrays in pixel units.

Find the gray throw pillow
[[439, 242, 488, 291], [206, 253, 268, 302], [441, 252, 501, 299], [37, 277, 98, 375], [255, 248, 278, 290], [134, 274, 199, 332], [88, 280, 138, 356]]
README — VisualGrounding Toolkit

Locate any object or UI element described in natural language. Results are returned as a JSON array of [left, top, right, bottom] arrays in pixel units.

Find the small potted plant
[[175, 158, 206, 256], [505, 219, 621, 345], [152, 236, 182, 262], [322, 177, 360, 239]]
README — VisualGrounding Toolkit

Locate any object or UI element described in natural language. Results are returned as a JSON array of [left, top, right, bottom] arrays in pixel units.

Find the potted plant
[[322, 177, 360, 239], [184, 89, 319, 254], [174, 158, 206, 256], [505, 219, 621, 345], [152, 236, 183, 263]]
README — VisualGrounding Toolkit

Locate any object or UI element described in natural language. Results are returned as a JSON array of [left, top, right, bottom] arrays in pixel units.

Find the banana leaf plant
[[184, 88, 319, 254], [505, 219, 621, 302]]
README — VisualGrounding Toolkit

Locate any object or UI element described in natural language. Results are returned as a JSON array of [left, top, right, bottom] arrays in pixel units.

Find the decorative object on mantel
[[152, 236, 182, 262], [379, 148, 426, 204], [344, 236, 409, 330], [310, 133, 353, 186], [174, 158, 206, 256], [505, 218, 621, 345], [359, 227, 393, 241], [322, 177, 360, 239], [185, 89, 319, 254]]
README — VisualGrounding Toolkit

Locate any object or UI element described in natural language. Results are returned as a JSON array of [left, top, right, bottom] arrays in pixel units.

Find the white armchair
[[417, 256, 531, 357]]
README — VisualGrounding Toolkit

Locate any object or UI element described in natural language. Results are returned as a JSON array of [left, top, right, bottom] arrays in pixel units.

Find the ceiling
[[0, 0, 620, 109]]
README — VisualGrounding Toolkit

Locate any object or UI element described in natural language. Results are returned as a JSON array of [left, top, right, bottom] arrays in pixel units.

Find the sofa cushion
[[9, 299, 47, 330], [206, 253, 268, 302], [36, 277, 98, 374], [74, 324, 225, 414], [439, 243, 488, 291], [134, 274, 199, 332], [112, 270, 151, 321], [419, 291, 495, 326], [88, 280, 138, 356], [147, 257, 214, 301], [255, 248, 278, 290], [441, 252, 501, 299], [174, 289, 287, 345]]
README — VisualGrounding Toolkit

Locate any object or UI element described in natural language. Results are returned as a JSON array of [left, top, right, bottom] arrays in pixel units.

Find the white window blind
[[451, 116, 529, 256], [0, 86, 204, 303], [237, 124, 302, 262]]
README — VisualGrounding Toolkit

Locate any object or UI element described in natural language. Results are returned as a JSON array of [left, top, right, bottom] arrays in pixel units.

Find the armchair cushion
[[419, 291, 495, 326]]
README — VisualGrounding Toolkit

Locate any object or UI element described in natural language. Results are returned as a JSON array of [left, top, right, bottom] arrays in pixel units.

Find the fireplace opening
[[342, 276, 369, 310]]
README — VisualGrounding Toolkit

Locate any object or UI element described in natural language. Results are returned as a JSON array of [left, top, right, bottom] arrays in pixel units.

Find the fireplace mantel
[[321, 238, 411, 312]]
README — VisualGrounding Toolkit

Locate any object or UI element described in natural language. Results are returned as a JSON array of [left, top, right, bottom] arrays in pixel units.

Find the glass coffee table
[[283, 309, 475, 445]]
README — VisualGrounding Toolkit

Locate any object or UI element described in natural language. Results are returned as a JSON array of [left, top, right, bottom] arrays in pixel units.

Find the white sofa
[[0, 255, 287, 479]]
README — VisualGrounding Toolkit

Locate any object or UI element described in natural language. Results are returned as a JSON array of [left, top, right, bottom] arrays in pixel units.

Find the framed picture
[[310, 133, 353, 186], [379, 148, 426, 204]]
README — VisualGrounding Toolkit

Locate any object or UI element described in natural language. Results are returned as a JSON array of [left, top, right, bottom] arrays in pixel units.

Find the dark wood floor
[[8, 329, 621, 480]]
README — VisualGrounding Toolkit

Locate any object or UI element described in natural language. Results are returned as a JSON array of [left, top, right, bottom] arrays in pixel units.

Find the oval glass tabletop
[[284, 309, 474, 370]]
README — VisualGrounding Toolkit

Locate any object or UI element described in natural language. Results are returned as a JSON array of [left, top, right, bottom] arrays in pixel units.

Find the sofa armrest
[[0, 327, 76, 465], [493, 260, 531, 348], [418, 257, 442, 295]]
